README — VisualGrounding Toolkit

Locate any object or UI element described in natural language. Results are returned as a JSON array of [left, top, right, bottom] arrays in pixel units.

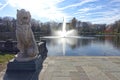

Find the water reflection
[[45, 36, 120, 56], [45, 37, 78, 56]]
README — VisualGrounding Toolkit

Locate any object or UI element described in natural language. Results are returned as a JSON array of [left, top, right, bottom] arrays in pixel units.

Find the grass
[[0, 54, 15, 63], [0, 53, 15, 72]]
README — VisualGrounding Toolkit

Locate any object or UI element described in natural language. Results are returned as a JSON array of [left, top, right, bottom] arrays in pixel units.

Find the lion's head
[[17, 9, 31, 25]]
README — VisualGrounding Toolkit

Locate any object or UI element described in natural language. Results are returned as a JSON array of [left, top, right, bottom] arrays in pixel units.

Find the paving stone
[[41, 66, 54, 80], [104, 72, 119, 80], [70, 71, 89, 80], [1, 56, 120, 80], [108, 58, 120, 62], [51, 77, 71, 80], [52, 71, 70, 77], [83, 66, 110, 80], [76, 66, 85, 73], [111, 72, 120, 80]]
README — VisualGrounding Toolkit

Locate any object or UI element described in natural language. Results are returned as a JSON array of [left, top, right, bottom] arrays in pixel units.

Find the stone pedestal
[[6, 41, 48, 72], [38, 41, 48, 58], [6, 55, 43, 71]]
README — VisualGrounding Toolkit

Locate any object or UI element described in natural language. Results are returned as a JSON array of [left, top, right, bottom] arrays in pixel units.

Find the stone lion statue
[[16, 9, 39, 61]]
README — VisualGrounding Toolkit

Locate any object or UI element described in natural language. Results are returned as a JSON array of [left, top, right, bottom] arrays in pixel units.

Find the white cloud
[[90, 14, 120, 24], [0, 2, 2, 6], [0, 2, 9, 10], [7, 0, 66, 21], [79, 11, 120, 24], [78, 8, 91, 12], [74, 5, 103, 15], [73, 2, 120, 24], [59, 0, 98, 10], [89, 9, 120, 17], [0, 0, 119, 24], [110, 0, 120, 3]]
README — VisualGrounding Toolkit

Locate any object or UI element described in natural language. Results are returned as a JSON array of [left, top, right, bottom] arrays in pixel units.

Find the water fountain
[[41, 17, 78, 55], [42, 17, 93, 39], [41, 17, 94, 56], [53, 17, 78, 38]]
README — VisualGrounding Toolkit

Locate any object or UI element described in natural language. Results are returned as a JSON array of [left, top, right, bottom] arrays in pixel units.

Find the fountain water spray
[[56, 17, 78, 38], [62, 17, 66, 37]]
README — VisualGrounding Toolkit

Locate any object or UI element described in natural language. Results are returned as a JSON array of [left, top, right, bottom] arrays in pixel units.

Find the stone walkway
[[39, 56, 120, 80], [0, 56, 120, 80]]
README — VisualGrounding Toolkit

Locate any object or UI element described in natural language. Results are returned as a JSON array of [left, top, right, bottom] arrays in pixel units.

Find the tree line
[[0, 16, 120, 35]]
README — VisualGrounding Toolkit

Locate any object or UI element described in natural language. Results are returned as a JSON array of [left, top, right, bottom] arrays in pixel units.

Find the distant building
[[105, 25, 113, 33]]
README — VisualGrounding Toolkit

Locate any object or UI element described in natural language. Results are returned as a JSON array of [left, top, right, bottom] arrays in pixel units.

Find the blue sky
[[0, 0, 120, 24]]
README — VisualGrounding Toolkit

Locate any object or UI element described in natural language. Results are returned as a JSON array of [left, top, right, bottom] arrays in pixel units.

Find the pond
[[44, 35, 120, 56]]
